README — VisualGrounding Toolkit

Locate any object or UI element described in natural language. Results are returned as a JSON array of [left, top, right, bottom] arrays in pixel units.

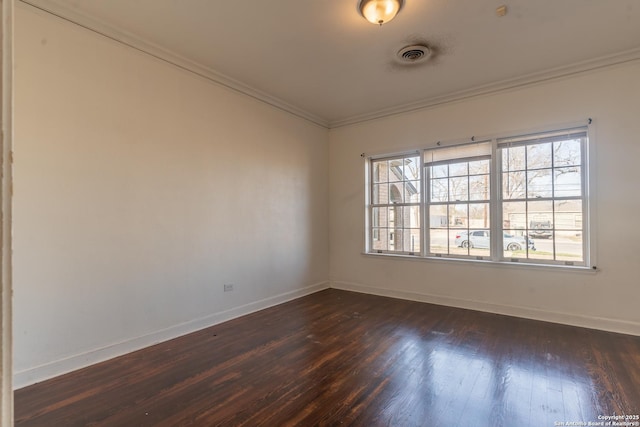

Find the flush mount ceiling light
[[358, 0, 405, 26]]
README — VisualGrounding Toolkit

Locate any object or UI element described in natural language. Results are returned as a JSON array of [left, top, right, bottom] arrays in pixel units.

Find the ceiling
[[22, 0, 640, 128]]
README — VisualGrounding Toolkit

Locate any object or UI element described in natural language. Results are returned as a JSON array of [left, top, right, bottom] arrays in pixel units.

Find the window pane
[[462, 229, 490, 257], [554, 200, 582, 231], [502, 146, 525, 171], [431, 164, 448, 178], [397, 229, 410, 252], [469, 174, 490, 201], [431, 178, 448, 202], [387, 229, 397, 251], [555, 230, 583, 262], [372, 183, 388, 204], [389, 206, 402, 229], [400, 229, 421, 253], [527, 142, 552, 169], [528, 224, 552, 240], [450, 229, 467, 255], [449, 176, 468, 201], [430, 205, 448, 228], [469, 203, 490, 229], [430, 229, 449, 254], [389, 183, 404, 203], [372, 162, 387, 183], [527, 237, 554, 261], [527, 200, 552, 241], [386, 207, 397, 228], [404, 205, 421, 228], [449, 163, 468, 177], [412, 229, 421, 253], [554, 167, 581, 197], [372, 228, 388, 251], [502, 201, 526, 231], [450, 204, 468, 228], [522, 228, 553, 260], [405, 181, 420, 203], [527, 169, 553, 198], [469, 159, 490, 175], [502, 171, 526, 199], [527, 200, 553, 225], [453, 230, 470, 253], [371, 207, 388, 228], [404, 157, 421, 180], [502, 229, 532, 258], [388, 159, 404, 182], [469, 243, 490, 257], [554, 139, 582, 167]]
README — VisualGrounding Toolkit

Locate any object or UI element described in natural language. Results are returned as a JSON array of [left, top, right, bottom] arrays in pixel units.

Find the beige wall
[[329, 61, 640, 335], [13, 5, 329, 387]]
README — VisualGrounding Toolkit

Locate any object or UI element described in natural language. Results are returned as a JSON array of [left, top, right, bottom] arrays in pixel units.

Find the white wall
[[329, 61, 640, 335], [13, 5, 329, 387]]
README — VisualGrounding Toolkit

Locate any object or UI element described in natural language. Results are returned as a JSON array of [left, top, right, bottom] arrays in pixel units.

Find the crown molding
[[19, 0, 330, 129], [329, 46, 640, 128]]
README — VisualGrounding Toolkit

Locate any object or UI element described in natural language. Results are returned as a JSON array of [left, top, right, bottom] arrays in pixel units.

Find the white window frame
[[424, 140, 494, 261], [495, 128, 590, 267], [365, 122, 595, 270], [366, 152, 422, 256]]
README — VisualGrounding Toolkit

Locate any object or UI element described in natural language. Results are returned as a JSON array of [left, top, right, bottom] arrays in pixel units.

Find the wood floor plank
[[14, 289, 640, 426]]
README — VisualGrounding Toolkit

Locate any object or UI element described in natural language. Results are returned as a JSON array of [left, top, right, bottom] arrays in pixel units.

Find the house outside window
[[369, 155, 421, 255]]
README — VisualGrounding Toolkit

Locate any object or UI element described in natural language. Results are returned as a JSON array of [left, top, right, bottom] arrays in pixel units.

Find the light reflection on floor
[[378, 329, 597, 427]]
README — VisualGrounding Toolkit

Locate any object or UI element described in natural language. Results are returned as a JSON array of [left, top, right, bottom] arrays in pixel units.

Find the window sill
[[361, 251, 598, 273]]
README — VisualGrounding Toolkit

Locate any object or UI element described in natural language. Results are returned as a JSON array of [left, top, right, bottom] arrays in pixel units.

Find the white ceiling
[[22, 0, 640, 127]]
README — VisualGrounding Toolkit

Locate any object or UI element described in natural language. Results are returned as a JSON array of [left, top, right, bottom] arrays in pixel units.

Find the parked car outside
[[454, 230, 536, 251], [529, 220, 553, 239]]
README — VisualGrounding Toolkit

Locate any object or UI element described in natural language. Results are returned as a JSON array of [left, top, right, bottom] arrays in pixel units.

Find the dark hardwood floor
[[14, 289, 640, 427]]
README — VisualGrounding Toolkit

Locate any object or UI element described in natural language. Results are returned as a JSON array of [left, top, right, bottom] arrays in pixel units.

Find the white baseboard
[[14, 281, 329, 389], [331, 280, 640, 336]]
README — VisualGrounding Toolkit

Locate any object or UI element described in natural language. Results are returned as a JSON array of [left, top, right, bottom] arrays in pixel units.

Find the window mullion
[[581, 135, 590, 267], [468, 166, 475, 258], [492, 140, 501, 261], [425, 160, 433, 256], [366, 158, 372, 253], [420, 150, 427, 257], [446, 165, 450, 253]]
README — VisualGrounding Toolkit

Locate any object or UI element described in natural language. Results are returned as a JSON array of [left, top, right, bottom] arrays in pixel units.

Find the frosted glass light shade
[[358, 0, 404, 25]]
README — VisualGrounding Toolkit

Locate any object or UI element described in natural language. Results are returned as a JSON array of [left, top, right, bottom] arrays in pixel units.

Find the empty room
[[2, 0, 640, 426]]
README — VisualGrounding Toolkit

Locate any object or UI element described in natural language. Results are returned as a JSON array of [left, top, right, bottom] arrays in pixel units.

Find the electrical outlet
[[223, 284, 234, 292]]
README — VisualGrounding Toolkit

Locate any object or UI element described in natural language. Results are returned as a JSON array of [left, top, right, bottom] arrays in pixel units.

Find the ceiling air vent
[[397, 44, 431, 64]]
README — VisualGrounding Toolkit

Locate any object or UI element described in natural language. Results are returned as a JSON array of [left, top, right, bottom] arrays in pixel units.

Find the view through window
[[367, 126, 590, 267], [499, 129, 586, 264], [426, 142, 492, 258], [370, 155, 421, 254]]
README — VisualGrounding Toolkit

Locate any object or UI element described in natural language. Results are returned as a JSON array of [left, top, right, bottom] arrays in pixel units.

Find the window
[[498, 129, 588, 265], [369, 155, 421, 254], [366, 125, 592, 268], [426, 142, 492, 258]]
